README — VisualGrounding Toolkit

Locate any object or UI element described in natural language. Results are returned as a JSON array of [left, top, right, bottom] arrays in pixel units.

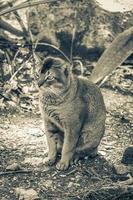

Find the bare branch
[[0, 18, 25, 37], [0, 0, 58, 16]]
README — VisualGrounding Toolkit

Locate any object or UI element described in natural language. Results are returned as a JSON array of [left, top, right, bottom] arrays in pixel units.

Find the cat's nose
[[38, 78, 45, 87]]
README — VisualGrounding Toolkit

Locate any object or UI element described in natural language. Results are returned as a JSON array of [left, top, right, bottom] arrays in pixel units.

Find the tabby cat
[[38, 57, 106, 170]]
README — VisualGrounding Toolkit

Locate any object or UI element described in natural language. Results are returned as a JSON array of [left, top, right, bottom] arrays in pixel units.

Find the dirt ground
[[0, 87, 133, 200]]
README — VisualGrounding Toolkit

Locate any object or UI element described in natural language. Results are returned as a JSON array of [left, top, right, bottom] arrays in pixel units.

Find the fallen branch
[[0, 170, 32, 176]]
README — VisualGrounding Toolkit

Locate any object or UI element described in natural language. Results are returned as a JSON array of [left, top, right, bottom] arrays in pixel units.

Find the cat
[[38, 57, 106, 170]]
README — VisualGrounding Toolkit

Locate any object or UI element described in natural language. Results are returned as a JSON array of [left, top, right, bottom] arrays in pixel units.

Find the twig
[[0, 170, 32, 176], [40, 189, 81, 199], [12, 48, 20, 67], [90, 167, 101, 178], [36, 42, 71, 64], [28, 29, 39, 81], [5, 50, 13, 75], [70, 9, 77, 63], [70, 25, 76, 63], [0, 93, 10, 100], [9, 54, 32, 81], [99, 75, 110, 87], [59, 168, 77, 177]]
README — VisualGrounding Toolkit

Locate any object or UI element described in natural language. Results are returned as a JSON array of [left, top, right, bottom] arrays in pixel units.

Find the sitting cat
[[38, 57, 106, 170]]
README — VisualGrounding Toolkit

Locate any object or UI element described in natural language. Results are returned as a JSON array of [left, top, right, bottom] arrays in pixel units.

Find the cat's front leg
[[44, 121, 58, 166], [56, 125, 80, 170]]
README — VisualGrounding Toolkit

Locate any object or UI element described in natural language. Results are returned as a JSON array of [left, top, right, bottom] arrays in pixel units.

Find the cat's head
[[38, 57, 71, 94]]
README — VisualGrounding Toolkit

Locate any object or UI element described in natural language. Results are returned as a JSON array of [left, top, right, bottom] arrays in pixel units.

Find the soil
[[0, 87, 133, 200]]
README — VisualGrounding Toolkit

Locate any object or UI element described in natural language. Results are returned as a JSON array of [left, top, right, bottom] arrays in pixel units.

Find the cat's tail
[[89, 26, 133, 84]]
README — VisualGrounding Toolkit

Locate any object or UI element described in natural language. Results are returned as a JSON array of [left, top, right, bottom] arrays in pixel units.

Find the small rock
[[68, 182, 73, 188], [114, 164, 129, 175], [43, 180, 53, 188], [15, 188, 39, 200], [6, 163, 21, 171], [22, 86, 29, 94]]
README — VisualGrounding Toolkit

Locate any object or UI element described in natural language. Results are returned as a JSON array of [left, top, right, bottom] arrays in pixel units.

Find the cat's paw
[[56, 154, 79, 170], [56, 160, 70, 171], [43, 156, 56, 166]]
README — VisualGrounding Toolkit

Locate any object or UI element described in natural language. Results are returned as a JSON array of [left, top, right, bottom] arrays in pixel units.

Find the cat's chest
[[44, 104, 58, 118], [43, 104, 62, 127]]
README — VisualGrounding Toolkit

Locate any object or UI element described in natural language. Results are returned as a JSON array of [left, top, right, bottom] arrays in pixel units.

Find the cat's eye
[[46, 76, 55, 81]]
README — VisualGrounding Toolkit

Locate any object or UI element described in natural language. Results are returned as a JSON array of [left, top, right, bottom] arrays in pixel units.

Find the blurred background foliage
[[0, 0, 132, 113]]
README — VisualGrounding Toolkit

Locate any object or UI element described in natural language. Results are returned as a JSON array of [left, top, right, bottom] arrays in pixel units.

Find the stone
[[15, 188, 39, 200]]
